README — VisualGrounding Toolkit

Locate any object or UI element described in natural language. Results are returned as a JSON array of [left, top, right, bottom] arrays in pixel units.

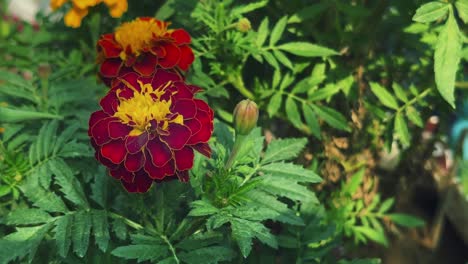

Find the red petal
[[185, 118, 201, 135], [125, 132, 149, 154], [172, 99, 196, 119], [178, 45, 194, 71], [144, 160, 175, 180], [150, 46, 165, 57], [193, 143, 211, 158], [95, 148, 119, 169], [124, 152, 145, 172], [150, 69, 183, 88], [188, 110, 213, 144], [100, 91, 119, 115], [98, 38, 121, 58], [133, 53, 158, 76], [172, 29, 191, 45], [172, 82, 193, 99], [176, 170, 189, 182], [159, 43, 181, 69], [100, 58, 122, 77], [109, 121, 131, 139], [161, 123, 191, 150], [174, 146, 194, 171], [110, 165, 134, 182], [118, 72, 140, 91], [91, 117, 113, 145], [146, 139, 172, 167], [101, 140, 126, 164], [121, 170, 153, 193], [89, 110, 108, 135]]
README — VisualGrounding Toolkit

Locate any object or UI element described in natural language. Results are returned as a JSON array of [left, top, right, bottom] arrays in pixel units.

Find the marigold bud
[[236, 18, 251, 32], [233, 99, 258, 135]]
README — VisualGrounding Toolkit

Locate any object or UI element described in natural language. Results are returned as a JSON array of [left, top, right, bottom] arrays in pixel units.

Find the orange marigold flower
[[97, 17, 194, 81], [51, 0, 128, 28], [88, 70, 214, 193]]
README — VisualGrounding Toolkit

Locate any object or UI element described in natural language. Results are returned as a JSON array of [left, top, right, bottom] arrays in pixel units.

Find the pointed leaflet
[[278, 42, 338, 57], [72, 211, 92, 257], [310, 104, 350, 131], [270, 16, 288, 46], [92, 210, 110, 252], [256, 17, 269, 47], [54, 214, 72, 258], [394, 113, 410, 147], [455, 0, 468, 23], [5, 208, 51, 225], [434, 8, 461, 108], [262, 138, 307, 164], [178, 246, 235, 264], [412, 2, 449, 23], [285, 96, 303, 129], [369, 82, 399, 110], [267, 93, 282, 117], [303, 103, 321, 139]]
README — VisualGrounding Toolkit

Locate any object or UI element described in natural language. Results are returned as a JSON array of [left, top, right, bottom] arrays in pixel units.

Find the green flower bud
[[236, 18, 251, 32], [233, 99, 258, 135]]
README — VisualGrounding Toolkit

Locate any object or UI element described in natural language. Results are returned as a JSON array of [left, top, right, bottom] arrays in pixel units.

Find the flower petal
[[89, 110, 108, 135], [174, 146, 194, 171], [146, 139, 172, 167], [100, 91, 119, 115], [159, 43, 181, 69], [176, 170, 189, 182], [101, 140, 126, 164], [192, 143, 212, 158], [108, 121, 131, 139], [178, 45, 194, 71], [144, 159, 175, 180], [172, 99, 196, 119], [110, 165, 134, 182], [188, 110, 212, 144], [91, 117, 113, 145], [124, 152, 145, 172], [161, 123, 191, 150], [125, 132, 149, 154], [121, 170, 153, 193], [100, 58, 122, 77], [150, 69, 182, 88], [172, 29, 191, 45], [133, 53, 158, 76], [185, 118, 201, 135], [98, 38, 121, 58]]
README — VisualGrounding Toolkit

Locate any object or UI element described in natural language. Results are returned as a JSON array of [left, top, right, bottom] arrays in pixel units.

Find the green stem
[[224, 134, 246, 169], [229, 73, 255, 100], [161, 234, 180, 264]]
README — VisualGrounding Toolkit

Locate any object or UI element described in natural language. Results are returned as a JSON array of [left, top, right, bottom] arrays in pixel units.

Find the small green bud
[[236, 18, 251, 32], [233, 99, 258, 135]]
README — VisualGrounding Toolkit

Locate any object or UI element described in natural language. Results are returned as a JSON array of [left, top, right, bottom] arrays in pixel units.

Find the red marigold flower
[[88, 69, 213, 192], [97, 17, 195, 82]]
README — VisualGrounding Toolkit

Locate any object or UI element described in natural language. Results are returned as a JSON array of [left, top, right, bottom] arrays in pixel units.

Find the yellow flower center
[[114, 80, 183, 136], [114, 18, 172, 60]]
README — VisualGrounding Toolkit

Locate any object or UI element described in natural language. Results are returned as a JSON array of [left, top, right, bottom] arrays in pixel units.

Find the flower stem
[[224, 134, 246, 169]]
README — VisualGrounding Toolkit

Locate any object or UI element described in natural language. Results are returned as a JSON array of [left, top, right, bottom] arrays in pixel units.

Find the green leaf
[[455, 0, 468, 23], [278, 42, 338, 57], [394, 113, 410, 147], [270, 16, 288, 46], [267, 92, 283, 117], [310, 104, 350, 131], [378, 198, 395, 214], [285, 96, 303, 129], [303, 103, 321, 139], [434, 10, 461, 108], [92, 210, 110, 252], [262, 138, 307, 164], [231, 0, 268, 16], [273, 49, 293, 69], [90, 170, 108, 208], [388, 213, 425, 227], [231, 218, 277, 257], [189, 200, 219, 216], [111, 244, 168, 262], [369, 82, 399, 110], [260, 162, 322, 183], [5, 208, 51, 225], [353, 226, 388, 246], [392, 83, 408, 102], [247, 191, 304, 225], [179, 246, 235, 264], [262, 51, 280, 69], [292, 63, 326, 94], [48, 158, 89, 208], [412, 2, 449, 23], [343, 169, 365, 194], [54, 214, 72, 258], [0, 107, 62, 123], [256, 18, 269, 47], [20, 174, 68, 213], [308, 84, 341, 102], [53, 123, 80, 155], [406, 106, 424, 127], [72, 211, 92, 257]]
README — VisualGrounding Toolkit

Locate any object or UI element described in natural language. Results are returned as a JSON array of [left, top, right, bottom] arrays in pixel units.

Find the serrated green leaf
[[256, 18, 269, 47], [262, 138, 307, 164], [247, 191, 304, 225], [343, 169, 365, 194], [0, 107, 62, 123], [267, 92, 283, 117], [111, 244, 168, 262], [392, 83, 408, 102], [310, 104, 350, 131], [189, 200, 219, 216], [394, 113, 410, 147], [388, 213, 425, 227], [369, 82, 399, 110], [112, 217, 127, 240], [412, 2, 449, 23], [260, 176, 319, 202], [5, 208, 51, 225], [456, 0, 468, 23], [231, 0, 268, 16], [179, 246, 235, 264], [378, 198, 395, 214], [308, 84, 341, 102], [92, 210, 110, 252], [48, 158, 88, 208], [262, 51, 280, 69], [434, 10, 461, 108], [278, 42, 338, 57], [72, 211, 92, 257], [406, 106, 424, 127], [53, 123, 80, 155], [285, 96, 303, 129], [353, 226, 388, 246], [303, 103, 321, 139], [54, 214, 72, 258], [270, 16, 288, 46], [176, 231, 223, 251], [20, 175, 68, 213], [260, 162, 322, 183], [231, 218, 277, 257]]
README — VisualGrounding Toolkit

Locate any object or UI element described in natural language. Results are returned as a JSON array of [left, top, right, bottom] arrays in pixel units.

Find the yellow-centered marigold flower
[[50, 0, 128, 28]]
